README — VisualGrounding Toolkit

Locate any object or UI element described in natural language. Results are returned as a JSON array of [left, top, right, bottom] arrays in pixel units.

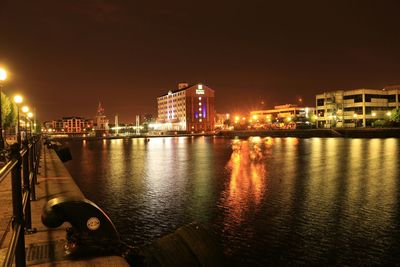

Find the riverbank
[[49, 128, 400, 141]]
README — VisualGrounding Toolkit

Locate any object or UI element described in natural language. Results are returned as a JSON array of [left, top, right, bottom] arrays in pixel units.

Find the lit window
[[199, 97, 202, 100], [199, 119, 202, 122], [198, 84, 203, 90], [199, 102, 202, 106], [199, 107, 202, 111]]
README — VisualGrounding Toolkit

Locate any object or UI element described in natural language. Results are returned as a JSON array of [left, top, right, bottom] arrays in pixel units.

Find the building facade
[[43, 117, 92, 134], [250, 104, 315, 128], [316, 86, 400, 128], [156, 83, 215, 132]]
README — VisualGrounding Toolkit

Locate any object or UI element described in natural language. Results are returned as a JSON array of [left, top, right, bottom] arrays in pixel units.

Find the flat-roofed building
[[156, 83, 215, 132], [250, 104, 315, 128], [62, 117, 92, 133], [316, 86, 400, 128], [43, 117, 92, 133]]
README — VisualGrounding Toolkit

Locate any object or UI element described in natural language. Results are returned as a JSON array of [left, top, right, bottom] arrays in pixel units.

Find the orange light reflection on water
[[224, 138, 267, 226]]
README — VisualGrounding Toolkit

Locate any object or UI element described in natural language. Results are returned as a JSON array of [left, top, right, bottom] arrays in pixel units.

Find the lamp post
[[22, 106, 29, 142], [14, 95, 23, 146], [0, 68, 7, 150], [28, 112, 33, 138]]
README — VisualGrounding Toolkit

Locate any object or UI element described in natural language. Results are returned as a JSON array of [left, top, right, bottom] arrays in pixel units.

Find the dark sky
[[1, 0, 400, 122]]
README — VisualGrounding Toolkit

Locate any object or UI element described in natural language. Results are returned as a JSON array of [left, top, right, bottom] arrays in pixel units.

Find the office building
[[316, 86, 400, 128]]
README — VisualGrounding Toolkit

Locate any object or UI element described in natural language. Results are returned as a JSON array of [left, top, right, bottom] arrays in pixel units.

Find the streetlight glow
[[14, 95, 23, 104], [28, 112, 33, 118], [0, 68, 7, 81], [22, 106, 29, 113]]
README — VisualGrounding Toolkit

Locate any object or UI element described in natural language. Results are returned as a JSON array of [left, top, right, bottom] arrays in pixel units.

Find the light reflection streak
[[223, 138, 267, 227]]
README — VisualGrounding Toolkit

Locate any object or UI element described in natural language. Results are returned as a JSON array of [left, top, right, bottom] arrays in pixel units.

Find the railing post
[[29, 139, 36, 201], [10, 143, 26, 267], [22, 141, 32, 231]]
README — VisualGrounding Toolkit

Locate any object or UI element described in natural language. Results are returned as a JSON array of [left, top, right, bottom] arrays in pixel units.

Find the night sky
[[1, 0, 399, 122]]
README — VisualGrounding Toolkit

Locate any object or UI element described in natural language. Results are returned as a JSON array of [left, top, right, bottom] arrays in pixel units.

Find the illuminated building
[[155, 83, 215, 132], [250, 104, 315, 127], [316, 86, 400, 128], [43, 117, 92, 134], [215, 113, 231, 129]]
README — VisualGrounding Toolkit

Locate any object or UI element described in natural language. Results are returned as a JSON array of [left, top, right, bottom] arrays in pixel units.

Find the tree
[[1, 92, 16, 129], [391, 108, 400, 124]]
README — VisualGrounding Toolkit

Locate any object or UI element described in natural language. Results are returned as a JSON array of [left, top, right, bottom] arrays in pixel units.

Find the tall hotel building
[[156, 83, 215, 132], [316, 85, 400, 128]]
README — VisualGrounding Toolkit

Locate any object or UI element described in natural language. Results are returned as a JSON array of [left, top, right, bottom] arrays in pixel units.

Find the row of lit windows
[[158, 91, 186, 101]]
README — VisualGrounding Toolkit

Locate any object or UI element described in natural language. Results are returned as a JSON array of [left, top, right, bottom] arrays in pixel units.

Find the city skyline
[[1, 1, 399, 122]]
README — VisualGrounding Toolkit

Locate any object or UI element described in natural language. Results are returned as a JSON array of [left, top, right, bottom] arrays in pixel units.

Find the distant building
[[215, 113, 231, 129], [43, 117, 92, 134], [315, 86, 400, 128], [94, 102, 109, 136], [155, 83, 215, 132], [250, 104, 315, 128]]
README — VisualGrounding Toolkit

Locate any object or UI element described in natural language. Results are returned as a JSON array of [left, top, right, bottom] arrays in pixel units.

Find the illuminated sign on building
[[196, 84, 204, 95]]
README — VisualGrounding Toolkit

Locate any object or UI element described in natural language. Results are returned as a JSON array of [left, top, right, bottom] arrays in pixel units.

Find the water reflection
[[223, 137, 267, 234], [64, 137, 400, 266]]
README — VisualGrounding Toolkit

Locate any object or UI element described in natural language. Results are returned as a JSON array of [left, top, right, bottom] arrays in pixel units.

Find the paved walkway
[[0, 146, 129, 266]]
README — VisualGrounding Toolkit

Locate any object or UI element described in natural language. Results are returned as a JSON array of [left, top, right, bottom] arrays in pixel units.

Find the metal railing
[[1, 135, 42, 267]]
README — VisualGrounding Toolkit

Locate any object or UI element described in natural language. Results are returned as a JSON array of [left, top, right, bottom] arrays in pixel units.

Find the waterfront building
[[250, 104, 315, 129], [43, 117, 92, 134], [155, 83, 215, 132], [315, 86, 400, 128], [94, 102, 109, 136], [215, 113, 231, 130]]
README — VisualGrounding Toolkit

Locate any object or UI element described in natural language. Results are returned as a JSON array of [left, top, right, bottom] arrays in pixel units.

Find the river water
[[63, 137, 400, 266]]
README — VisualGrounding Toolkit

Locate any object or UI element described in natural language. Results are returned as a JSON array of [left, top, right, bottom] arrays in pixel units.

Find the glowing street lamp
[[387, 111, 392, 117], [372, 112, 376, 117], [14, 95, 23, 145], [0, 68, 6, 81]]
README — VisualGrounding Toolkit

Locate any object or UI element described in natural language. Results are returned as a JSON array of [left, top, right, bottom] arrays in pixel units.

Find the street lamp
[[0, 68, 7, 150], [22, 106, 29, 142], [13, 95, 23, 145], [27, 112, 33, 138]]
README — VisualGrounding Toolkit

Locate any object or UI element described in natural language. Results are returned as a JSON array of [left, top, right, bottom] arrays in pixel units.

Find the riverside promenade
[[0, 146, 129, 266]]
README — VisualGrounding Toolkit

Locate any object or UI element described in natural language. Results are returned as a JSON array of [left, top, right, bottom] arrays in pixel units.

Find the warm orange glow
[[22, 106, 29, 113], [0, 68, 7, 81], [14, 95, 23, 104], [223, 139, 267, 229]]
